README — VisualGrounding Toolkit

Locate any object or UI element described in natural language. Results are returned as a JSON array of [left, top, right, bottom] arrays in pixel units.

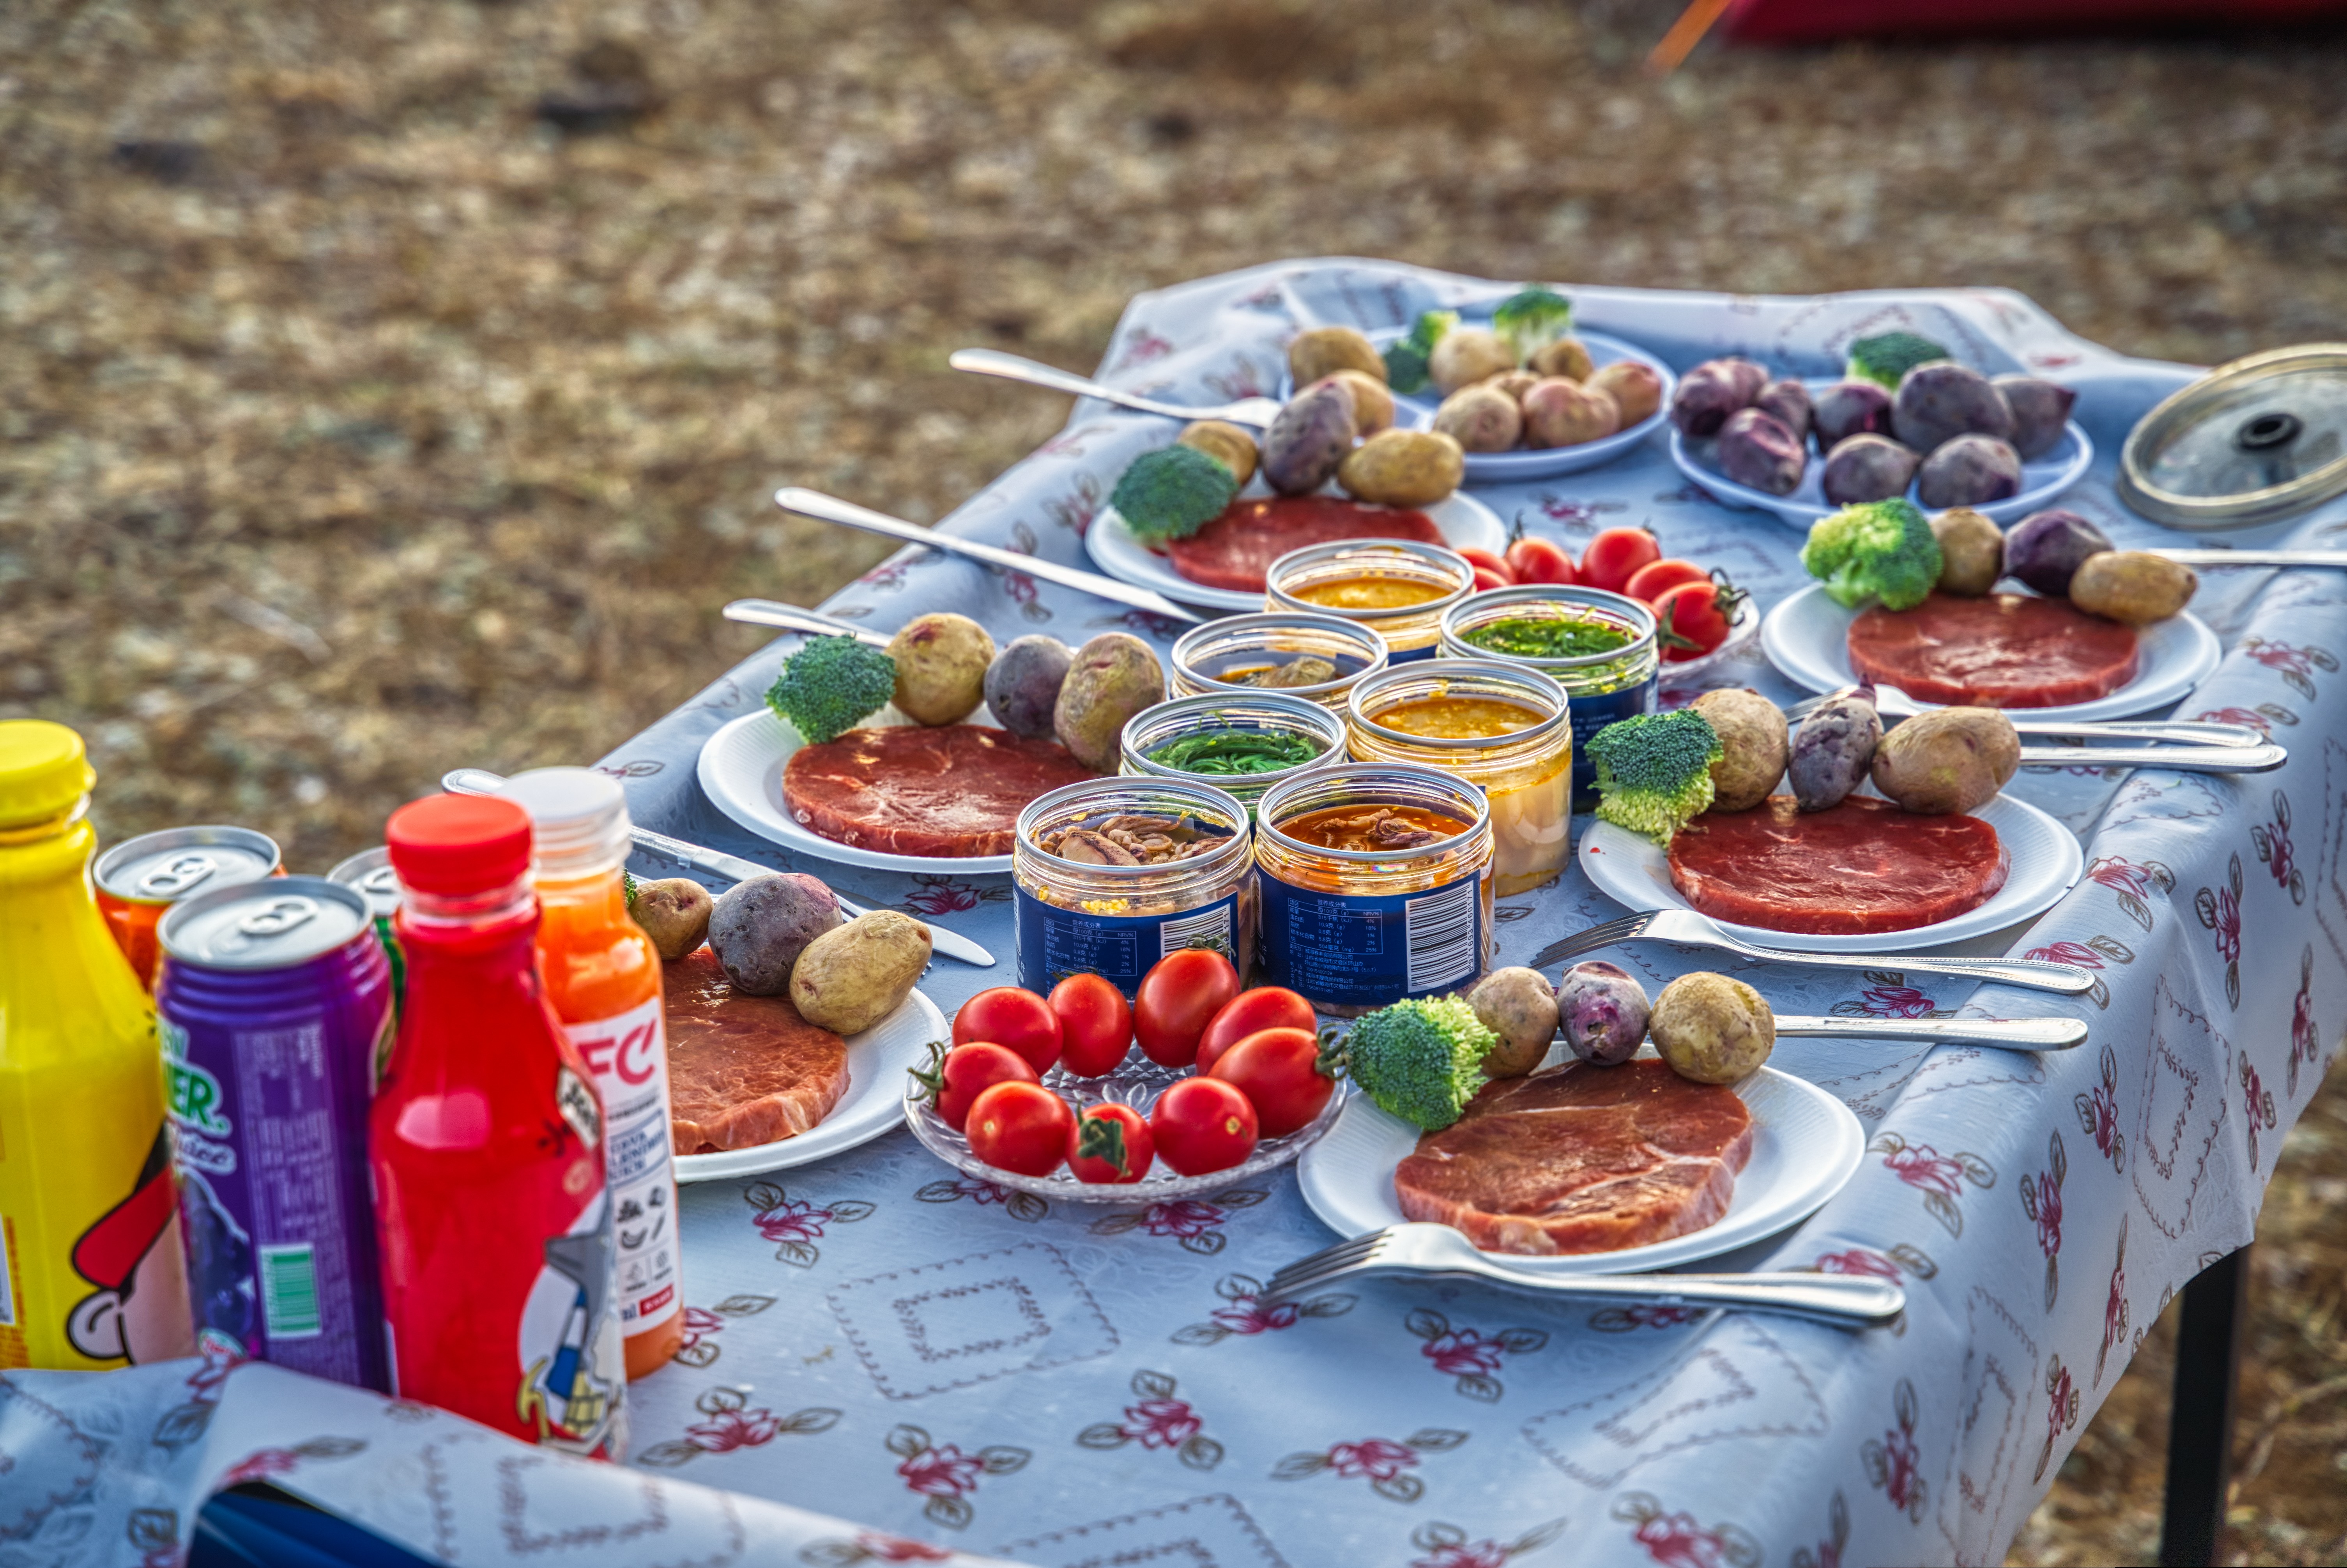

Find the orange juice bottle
[[501, 769, 683, 1379]]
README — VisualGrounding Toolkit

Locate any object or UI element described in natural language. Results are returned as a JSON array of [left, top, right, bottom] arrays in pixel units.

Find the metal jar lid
[[159, 876, 374, 971], [2119, 344, 2347, 530]]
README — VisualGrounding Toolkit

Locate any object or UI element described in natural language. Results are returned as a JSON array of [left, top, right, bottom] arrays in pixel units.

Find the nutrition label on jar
[[1015, 889, 1240, 997], [1260, 870, 1482, 1008], [565, 997, 678, 1335]]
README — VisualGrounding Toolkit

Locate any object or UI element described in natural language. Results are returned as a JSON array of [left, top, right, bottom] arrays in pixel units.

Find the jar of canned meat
[[1346, 659, 1572, 898], [1120, 692, 1351, 815], [1265, 541, 1475, 663], [1170, 612, 1390, 711], [1013, 776, 1256, 999], [1254, 764, 1494, 1017], [1439, 585, 1659, 813]]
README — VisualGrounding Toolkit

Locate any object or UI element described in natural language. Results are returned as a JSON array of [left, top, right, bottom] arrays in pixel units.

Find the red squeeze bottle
[[370, 795, 628, 1457]]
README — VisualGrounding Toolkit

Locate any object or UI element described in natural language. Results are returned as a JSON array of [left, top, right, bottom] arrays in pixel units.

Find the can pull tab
[[138, 852, 219, 898], [237, 896, 320, 938], [357, 866, 400, 898]]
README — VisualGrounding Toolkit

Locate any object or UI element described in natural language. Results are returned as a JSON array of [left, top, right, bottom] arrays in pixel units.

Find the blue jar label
[[1566, 678, 1658, 812], [1259, 868, 1482, 1009], [1015, 887, 1242, 997]]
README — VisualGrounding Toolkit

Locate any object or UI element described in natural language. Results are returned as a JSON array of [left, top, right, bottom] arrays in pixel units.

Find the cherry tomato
[[1577, 526, 1663, 594], [1503, 536, 1578, 586], [952, 986, 1062, 1075], [1651, 575, 1748, 663], [1456, 547, 1515, 586], [1206, 1027, 1334, 1137], [1049, 973, 1134, 1077], [1066, 1102, 1155, 1183], [1149, 1077, 1259, 1176], [1196, 986, 1318, 1075], [913, 1042, 1040, 1131], [1623, 558, 1709, 605], [1470, 565, 1511, 593], [965, 1081, 1074, 1177], [1134, 949, 1241, 1068]]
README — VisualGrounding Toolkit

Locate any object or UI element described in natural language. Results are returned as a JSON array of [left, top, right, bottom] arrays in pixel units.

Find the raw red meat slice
[[1162, 495, 1445, 593], [782, 724, 1097, 858], [1667, 794, 2009, 936], [666, 948, 851, 1153], [1394, 1059, 1754, 1255], [1846, 591, 2139, 708]]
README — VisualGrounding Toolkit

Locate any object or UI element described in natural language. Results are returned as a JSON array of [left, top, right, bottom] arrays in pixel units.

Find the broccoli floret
[[1800, 497, 1946, 611], [1341, 995, 1497, 1131], [1492, 285, 1574, 363], [1109, 445, 1239, 545], [622, 870, 638, 908], [1382, 309, 1457, 394], [764, 634, 896, 745], [1846, 331, 1952, 390], [1587, 709, 1723, 846]]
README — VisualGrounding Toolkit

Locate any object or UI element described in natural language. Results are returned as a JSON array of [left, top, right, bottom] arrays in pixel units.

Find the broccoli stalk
[[764, 634, 897, 745], [1382, 309, 1457, 394], [1339, 995, 1497, 1131], [1491, 286, 1574, 364], [1846, 331, 1952, 390], [1800, 498, 1946, 611], [1587, 709, 1723, 846], [1109, 445, 1239, 545]]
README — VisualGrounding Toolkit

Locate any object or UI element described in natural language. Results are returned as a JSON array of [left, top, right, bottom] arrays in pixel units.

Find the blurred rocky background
[[2, 1, 2343, 1561]]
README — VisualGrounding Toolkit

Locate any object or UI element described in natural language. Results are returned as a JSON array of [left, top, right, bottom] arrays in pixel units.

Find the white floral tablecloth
[[12, 260, 2346, 1568]]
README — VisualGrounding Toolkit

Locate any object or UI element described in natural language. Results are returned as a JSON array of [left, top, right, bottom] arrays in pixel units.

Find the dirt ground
[[3, 0, 2344, 1560]]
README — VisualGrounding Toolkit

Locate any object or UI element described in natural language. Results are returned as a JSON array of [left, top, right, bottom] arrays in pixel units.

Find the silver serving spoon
[[948, 346, 1287, 428], [723, 599, 890, 648]]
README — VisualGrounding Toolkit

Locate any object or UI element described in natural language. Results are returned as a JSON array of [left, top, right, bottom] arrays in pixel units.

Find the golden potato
[[790, 910, 931, 1035], [1429, 327, 1516, 394], [1432, 384, 1524, 453], [1467, 967, 1560, 1078], [2069, 550, 2198, 626], [1520, 379, 1621, 449], [1325, 370, 1395, 437], [1288, 326, 1386, 387], [1178, 420, 1259, 489], [629, 877, 712, 961], [1689, 688, 1788, 812], [1870, 707, 2020, 814], [1930, 507, 2005, 597], [1650, 972, 1774, 1084], [1586, 361, 1664, 426], [1489, 370, 1540, 404], [888, 612, 996, 725], [1053, 632, 1166, 770], [1336, 429, 1466, 507], [1529, 337, 1595, 382]]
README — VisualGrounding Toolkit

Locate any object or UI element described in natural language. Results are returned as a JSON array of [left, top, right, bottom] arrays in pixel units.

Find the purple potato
[[1716, 407, 1806, 496], [1261, 379, 1357, 495], [2003, 508, 2114, 598], [1915, 434, 2023, 509], [1811, 379, 1895, 448], [1755, 378, 1814, 445], [1788, 686, 1882, 811], [983, 635, 1072, 738], [1993, 375, 2078, 461], [1820, 434, 1921, 506], [1556, 960, 1651, 1067], [1670, 357, 1768, 438], [1893, 363, 2015, 454], [710, 872, 842, 995]]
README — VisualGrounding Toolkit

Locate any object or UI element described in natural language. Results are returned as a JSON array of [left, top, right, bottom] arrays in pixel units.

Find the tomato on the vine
[[1134, 949, 1241, 1068], [1206, 1027, 1334, 1138], [1456, 547, 1515, 587], [1149, 1077, 1259, 1176], [1195, 987, 1318, 1075], [1470, 565, 1512, 593], [912, 1042, 1039, 1131], [952, 986, 1062, 1074], [1577, 527, 1662, 594], [965, 1081, 1074, 1176], [1049, 973, 1133, 1077], [1066, 1102, 1155, 1184], [1623, 558, 1709, 605], [1651, 575, 1748, 663], [1503, 536, 1578, 587]]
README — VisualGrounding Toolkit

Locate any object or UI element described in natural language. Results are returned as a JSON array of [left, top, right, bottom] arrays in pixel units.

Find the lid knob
[[2236, 411, 2301, 452]]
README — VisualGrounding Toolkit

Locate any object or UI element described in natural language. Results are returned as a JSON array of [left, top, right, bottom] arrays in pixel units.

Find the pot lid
[[2119, 344, 2347, 529]]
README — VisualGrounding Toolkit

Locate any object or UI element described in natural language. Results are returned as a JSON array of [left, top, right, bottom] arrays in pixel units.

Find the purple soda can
[[156, 875, 394, 1390]]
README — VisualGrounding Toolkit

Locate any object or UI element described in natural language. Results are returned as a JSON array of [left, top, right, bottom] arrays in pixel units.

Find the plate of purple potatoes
[[1663, 358, 2093, 530]]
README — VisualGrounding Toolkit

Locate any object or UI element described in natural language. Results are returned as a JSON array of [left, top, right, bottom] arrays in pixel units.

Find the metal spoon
[[723, 599, 890, 648], [948, 346, 1286, 428]]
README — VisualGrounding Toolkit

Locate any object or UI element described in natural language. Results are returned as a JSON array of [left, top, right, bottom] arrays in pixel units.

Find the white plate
[[1351, 327, 1678, 483], [1296, 1061, 1864, 1275], [1578, 790, 2084, 954], [697, 706, 1017, 875], [1087, 488, 1506, 615], [676, 986, 946, 1182], [1760, 581, 2223, 723], [1666, 378, 2094, 530]]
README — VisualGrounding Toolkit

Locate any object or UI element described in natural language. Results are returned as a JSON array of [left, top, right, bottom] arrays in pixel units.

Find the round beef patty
[[1667, 794, 2009, 937], [1846, 590, 2139, 708], [666, 948, 850, 1153], [1163, 495, 1444, 593], [782, 724, 1097, 858]]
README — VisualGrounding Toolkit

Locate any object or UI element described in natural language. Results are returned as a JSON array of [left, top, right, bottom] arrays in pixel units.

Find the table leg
[[2157, 1246, 2250, 1567]]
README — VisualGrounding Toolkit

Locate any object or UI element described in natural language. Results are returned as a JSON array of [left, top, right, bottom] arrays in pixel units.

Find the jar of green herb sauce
[[1440, 585, 1659, 812], [1120, 693, 1350, 813]]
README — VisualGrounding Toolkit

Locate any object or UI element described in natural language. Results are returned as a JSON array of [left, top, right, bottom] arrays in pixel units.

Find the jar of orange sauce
[[1264, 542, 1474, 663]]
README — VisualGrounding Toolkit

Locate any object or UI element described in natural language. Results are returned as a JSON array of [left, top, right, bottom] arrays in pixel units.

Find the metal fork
[[1783, 686, 2266, 746], [1530, 908, 2096, 995], [948, 346, 1288, 428], [1261, 1225, 1905, 1328]]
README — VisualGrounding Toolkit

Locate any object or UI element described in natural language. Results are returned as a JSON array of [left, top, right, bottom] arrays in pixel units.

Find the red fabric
[[1723, 0, 2346, 42]]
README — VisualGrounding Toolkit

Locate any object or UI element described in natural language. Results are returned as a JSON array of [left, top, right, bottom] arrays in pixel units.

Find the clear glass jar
[[1254, 763, 1494, 1017], [1170, 612, 1390, 710], [1346, 659, 1572, 898], [1013, 776, 1256, 997], [1439, 585, 1660, 813], [1265, 541, 1475, 663], [1120, 693, 1351, 815]]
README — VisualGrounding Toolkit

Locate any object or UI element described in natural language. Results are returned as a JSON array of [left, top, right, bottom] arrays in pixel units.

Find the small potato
[[1433, 384, 1524, 453], [1556, 960, 1650, 1067], [2069, 550, 2197, 627], [983, 635, 1072, 739], [1585, 361, 1664, 426], [1529, 337, 1594, 382], [1178, 420, 1258, 489], [888, 612, 995, 726], [790, 910, 932, 1036], [1490, 369, 1540, 404], [1650, 971, 1774, 1085], [1262, 380, 1357, 495], [630, 877, 712, 961], [1467, 966, 1561, 1077], [1870, 707, 2020, 815], [1324, 371, 1395, 437], [709, 873, 841, 996], [1337, 429, 1466, 507], [1289, 326, 1387, 389], [1520, 378, 1622, 449], [1053, 632, 1166, 770], [1788, 688, 1881, 812], [1690, 689, 1789, 813], [1429, 327, 1517, 394], [1931, 507, 2005, 596]]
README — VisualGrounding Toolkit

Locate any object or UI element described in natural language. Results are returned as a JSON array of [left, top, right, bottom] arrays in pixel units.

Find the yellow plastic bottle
[[0, 721, 193, 1369]]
